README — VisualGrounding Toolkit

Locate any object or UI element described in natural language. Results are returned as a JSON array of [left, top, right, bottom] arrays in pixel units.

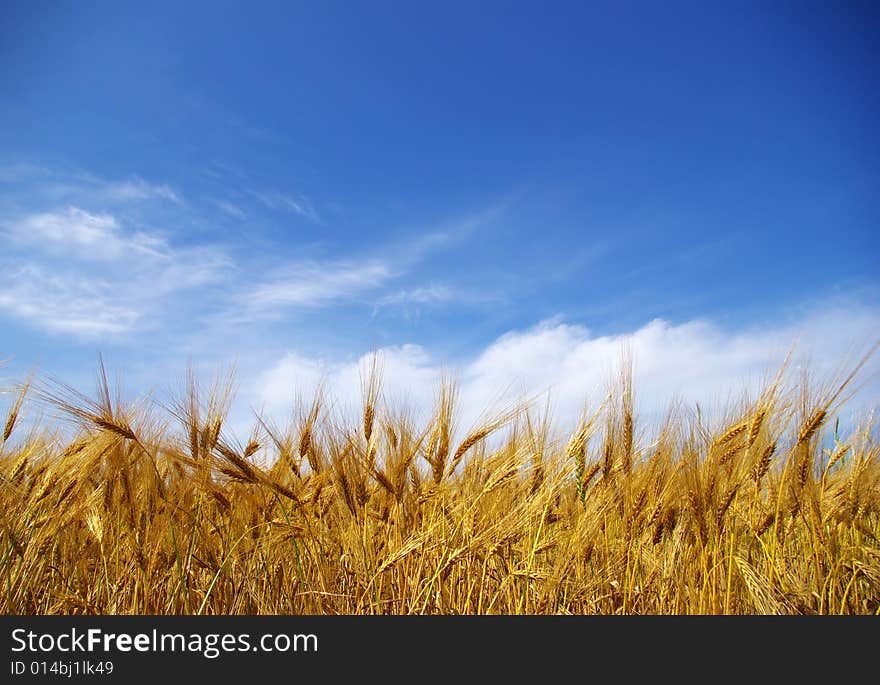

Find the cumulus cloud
[[257, 298, 880, 432], [261, 345, 440, 421]]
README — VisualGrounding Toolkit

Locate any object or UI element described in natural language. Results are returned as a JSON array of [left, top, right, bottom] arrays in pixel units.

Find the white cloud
[[11, 206, 117, 246], [376, 285, 455, 307], [0, 264, 139, 336], [149, 248, 232, 294], [247, 260, 392, 311], [0, 250, 228, 338], [5, 206, 170, 260], [104, 177, 180, 203], [0, 163, 53, 183], [262, 351, 329, 401], [249, 190, 318, 221], [0, 166, 181, 206], [0, 206, 229, 338], [257, 298, 880, 433], [371, 284, 459, 320], [237, 204, 510, 319], [259, 344, 441, 423], [216, 200, 247, 220]]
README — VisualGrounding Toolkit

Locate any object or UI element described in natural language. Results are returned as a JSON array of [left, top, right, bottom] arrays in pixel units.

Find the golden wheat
[[0, 352, 877, 615]]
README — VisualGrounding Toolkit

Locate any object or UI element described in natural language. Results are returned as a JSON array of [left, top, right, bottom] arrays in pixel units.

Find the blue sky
[[1, 1, 878, 431]]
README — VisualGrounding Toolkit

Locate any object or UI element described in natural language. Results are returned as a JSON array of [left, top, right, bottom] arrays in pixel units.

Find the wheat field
[[1, 350, 878, 615]]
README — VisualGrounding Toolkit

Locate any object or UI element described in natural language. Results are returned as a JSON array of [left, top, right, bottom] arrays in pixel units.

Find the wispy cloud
[[387, 204, 508, 265], [0, 163, 54, 183], [0, 165, 182, 207], [0, 202, 229, 338], [103, 177, 181, 204], [0, 252, 229, 339], [0, 166, 511, 349], [4, 206, 169, 260], [234, 205, 510, 321], [215, 200, 247, 220], [249, 189, 319, 222], [376, 285, 456, 307], [0, 263, 140, 336], [246, 259, 392, 312], [371, 284, 459, 320]]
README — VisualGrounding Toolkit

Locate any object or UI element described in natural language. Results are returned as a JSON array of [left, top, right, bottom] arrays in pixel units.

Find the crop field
[[1, 352, 878, 615]]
